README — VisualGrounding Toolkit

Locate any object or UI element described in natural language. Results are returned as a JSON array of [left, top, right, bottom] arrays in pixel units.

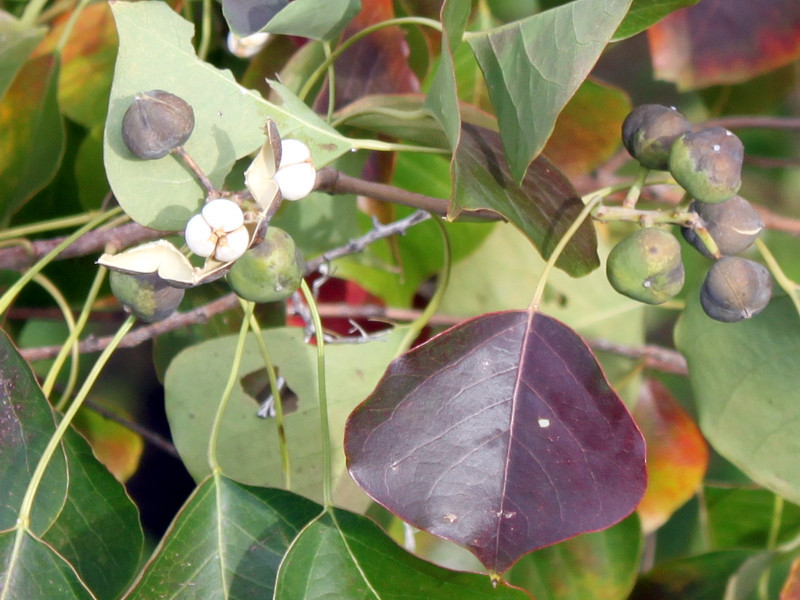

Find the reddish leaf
[[648, 2, 800, 90], [345, 310, 646, 573], [543, 78, 631, 178], [0, 53, 64, 221], [452, 123, 600, 277], [33, 3, 117, 127], [633, 379, 708, 533], [781, 555, 800, 600], [316, 0, 419, 111], [72, 406, 144, 483]]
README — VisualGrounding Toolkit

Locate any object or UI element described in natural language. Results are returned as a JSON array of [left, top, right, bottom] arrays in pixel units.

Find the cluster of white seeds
[[184, 198, 249, 262], [184, 138, 315, 262]]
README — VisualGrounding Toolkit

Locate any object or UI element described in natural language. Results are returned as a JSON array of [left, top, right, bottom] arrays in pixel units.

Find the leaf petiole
[[531, 195, 603, 310], [300, 279, 333, 506]]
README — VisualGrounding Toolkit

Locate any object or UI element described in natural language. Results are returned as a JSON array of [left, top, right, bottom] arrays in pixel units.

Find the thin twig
[[590, 339, 688, 376], [705, 116, 800, 131], [305, 210, 432, 273], [83, 398, 180, 458], [20, 294, 241, 361], [0, 222, 167, 272], [314, 167, 502, 221]]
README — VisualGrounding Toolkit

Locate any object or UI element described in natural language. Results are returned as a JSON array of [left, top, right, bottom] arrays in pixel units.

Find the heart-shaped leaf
[[467, 0, 632, 182], [125, 476, 320, 598], [0, 328, 143, 598], [648, 0, 800, 90], [345, 310, 646, 573], [105, 1, 351, 230], [674, 293, 800, 504], [275, 506, 534, 599], [166, 326, 411, 509]]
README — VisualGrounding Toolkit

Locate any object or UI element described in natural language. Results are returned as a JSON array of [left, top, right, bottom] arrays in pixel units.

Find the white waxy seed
[[279, 139, 312, 167], [214, 226, 250, 262], [274, 162, 317, 201], [184, 214, 216, 257], [202, 198, 244, 232]]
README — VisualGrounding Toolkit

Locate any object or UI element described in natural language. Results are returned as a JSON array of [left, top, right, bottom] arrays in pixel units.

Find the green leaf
[[0, 329, 68, 534], [0, 329, 144, 598], [75, 125, 107, 210], [165, 327, 410, 509], [275, 507, 534, 599], [0, 12, 46, 100], [507, 515, 643, 600], [42, 429, 144, 599], [674, 293, 800, 504], [0, 53, 64, 223], [125, 477, 320, 599], [105, 1, 351, 230], [264, 0, 361, 41], [613, 0, 700, 41], [630, 550, 759, 599], [425, 0, 470, 150], [333, 93, 495, 150], [334, 151, 495, 307], [705, 487, 800, 550], [0, 531, 95, 599], [467, 0, 632, 182]]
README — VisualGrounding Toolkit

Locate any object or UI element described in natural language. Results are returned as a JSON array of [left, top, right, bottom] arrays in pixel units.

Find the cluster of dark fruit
[[607, 104, 772, 322], [113, 90, 305, 322]]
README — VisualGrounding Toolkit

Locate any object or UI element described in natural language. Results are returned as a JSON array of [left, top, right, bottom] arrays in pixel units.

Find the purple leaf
[[345, 310, 646, 573]]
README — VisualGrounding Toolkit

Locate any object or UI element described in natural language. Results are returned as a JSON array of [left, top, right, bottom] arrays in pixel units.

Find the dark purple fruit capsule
[[700, 256, 772, 322], [683, 196, 764, 258], [622, 104, 691, 170], [121, 90, 195, 159], [669, 127, 744, 204]]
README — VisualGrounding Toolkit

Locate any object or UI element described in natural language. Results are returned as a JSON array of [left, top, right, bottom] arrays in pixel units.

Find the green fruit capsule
[[109, 271, 185, 322], [682, 196, 763, 258], [607, 228, 685, 304], [121, 90, 195, 159], [226, 227, 305, 303], [668, 127, 744, 204], [700, 256, 772, 322], [621, 104, 691, 170]]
